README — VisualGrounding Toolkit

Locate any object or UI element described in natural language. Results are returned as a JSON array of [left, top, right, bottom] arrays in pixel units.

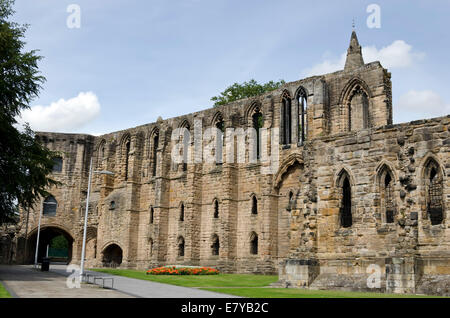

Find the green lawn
[[0, 281, 11, 298], [200, 287, 444, 298], [90, 268, 445, 298], [90, 268, 278, 287]]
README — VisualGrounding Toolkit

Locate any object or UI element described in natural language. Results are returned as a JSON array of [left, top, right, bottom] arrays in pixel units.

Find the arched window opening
[[427, 162, 443, 225], [181, 123, 190, 171], [211, 235, 219, 256], [43, 196, 57, 216], [215, 115, 224, 164], [340, 176, 352, 228], [252, 108, 263, 160], [124, 139, 131, 181], [297, 89, 307, 144], [151, 131, 159, 177], [150, 207, 154, 224], [384, 173, 395, 223], [348, 86, 369, 131], [177, 236, 185, 257], [180, 203, 185, 221], [213, 200, 219, 219], [250, 232, 258, 255], [281, 95, 292, 145], [251, 196, 258, 215]]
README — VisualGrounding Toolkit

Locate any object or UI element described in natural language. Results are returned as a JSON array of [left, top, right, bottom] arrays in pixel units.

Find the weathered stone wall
[[15, 32, 450, 295]]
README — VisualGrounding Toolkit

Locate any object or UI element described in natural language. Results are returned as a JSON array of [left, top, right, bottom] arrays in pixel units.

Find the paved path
[[50, 264, 236, 298], [0, 265, 131, 298], [0, 265, 236, 298]]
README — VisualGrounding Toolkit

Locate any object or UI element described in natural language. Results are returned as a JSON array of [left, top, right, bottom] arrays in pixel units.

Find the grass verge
[[0, 281, 11, 298], [90, 268, 446, 298], [90, 268, 278, 287]]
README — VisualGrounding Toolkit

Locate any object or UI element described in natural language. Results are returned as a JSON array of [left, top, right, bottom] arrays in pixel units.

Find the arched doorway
[[102, 244, 123, 267], [26, 226, 74, 264]]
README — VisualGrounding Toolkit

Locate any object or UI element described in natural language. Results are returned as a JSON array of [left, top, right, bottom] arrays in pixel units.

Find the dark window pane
[[52, 157, 63, 172], [43, 196, 57, 216]]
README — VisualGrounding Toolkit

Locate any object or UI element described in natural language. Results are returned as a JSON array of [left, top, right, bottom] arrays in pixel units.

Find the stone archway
[[101, 244, 123, 267], [276, 159, 304, 259], [26, 226, 74, 264]]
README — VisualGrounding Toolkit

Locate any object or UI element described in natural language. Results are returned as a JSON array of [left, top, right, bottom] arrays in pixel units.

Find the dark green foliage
[[50, 235, 68, 249], [0, 0, 60, 224], [211, 79, 285, 106]]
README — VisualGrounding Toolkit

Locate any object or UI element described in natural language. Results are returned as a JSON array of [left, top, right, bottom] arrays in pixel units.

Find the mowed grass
[[90, 268, 278, 287], [0, 282, 11, 298], [200, 287, 445, 298], [90, 268, 446, 298]]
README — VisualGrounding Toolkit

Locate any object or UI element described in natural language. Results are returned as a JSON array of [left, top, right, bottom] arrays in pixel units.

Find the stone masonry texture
[[6, 31, 450, 296]]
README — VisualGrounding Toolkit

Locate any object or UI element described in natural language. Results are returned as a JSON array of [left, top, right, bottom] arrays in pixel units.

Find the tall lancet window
[[297, 89, 307, 144], [252, 107, 263, 160], [425, 160, 444, 225], [214, 113, 224, 164], [151, 131, 159, 177], [124, 138, 131, 181], [180, 122, 190, 171], [384, 173, 395, 223], [281, 93, 292, 145], [339, 173, 352, 228]]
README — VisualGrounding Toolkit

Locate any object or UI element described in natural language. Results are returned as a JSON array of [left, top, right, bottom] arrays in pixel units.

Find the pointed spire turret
[[344, 30, 364, 71]]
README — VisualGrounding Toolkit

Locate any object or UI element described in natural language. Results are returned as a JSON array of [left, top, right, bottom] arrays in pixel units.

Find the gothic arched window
[[348, 86, 369, 131], [214, 113, 224, 164], [281, 93, 292, 145], [179, 203, 185, 221], [297, 88, 307, 144], [251, 196, 258, 215], [338, 172, 352, 228], [252, 107, 263, 160], [124, 138, 131, 181], [384, 172, 395, 223], [181, 122, 190, 171], [151, 130, 159, 177], [425, 160, 444, 225]]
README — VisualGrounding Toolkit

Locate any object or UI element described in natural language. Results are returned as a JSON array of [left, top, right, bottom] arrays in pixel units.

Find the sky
[[12, 0, 450, 135]]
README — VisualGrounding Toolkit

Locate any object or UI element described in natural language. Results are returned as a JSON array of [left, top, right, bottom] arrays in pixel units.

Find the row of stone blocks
[[277, 257, 450, 296]]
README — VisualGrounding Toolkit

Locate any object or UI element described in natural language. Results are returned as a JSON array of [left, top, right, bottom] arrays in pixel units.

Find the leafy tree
[[50, 235, 68, 249], [211, 79, 285, 106], [0, 0, 59, 224]]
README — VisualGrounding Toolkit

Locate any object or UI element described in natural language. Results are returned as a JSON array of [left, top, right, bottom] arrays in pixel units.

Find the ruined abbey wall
[[15, 32, 450, 295]]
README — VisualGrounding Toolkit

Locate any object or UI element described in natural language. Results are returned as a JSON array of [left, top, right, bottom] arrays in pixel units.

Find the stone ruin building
[[10, 31, 450, 295]]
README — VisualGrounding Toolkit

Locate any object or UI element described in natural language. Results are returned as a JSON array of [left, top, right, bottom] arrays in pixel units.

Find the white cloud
[[395, 90, 450, 123], [303, 40, 425, 77], [18, 92, 101, 132]]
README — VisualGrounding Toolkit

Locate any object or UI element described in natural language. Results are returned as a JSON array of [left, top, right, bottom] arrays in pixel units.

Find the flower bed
[[146, 266, 219, 275]]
